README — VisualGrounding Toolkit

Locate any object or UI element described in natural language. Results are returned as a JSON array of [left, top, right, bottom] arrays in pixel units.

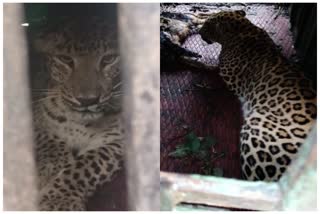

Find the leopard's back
[[199, 10, 316, 181]]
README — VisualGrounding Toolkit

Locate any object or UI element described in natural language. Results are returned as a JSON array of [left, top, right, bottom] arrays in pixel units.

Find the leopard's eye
[[56, 55, 74, 67], [100, 54, 116, 69]]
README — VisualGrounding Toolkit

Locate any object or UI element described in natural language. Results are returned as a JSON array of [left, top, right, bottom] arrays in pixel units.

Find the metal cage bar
[[119, 3, 160, 211]]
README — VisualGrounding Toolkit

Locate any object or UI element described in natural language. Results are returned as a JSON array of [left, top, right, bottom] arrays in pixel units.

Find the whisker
[[31, 89, 60, 97], [113, 82, 122, 89], [32, 95, 58, 104], [33, 95, 58, 100], [111, 90, 122, 94], [32, 92, 59, 95], [112, 94, 122, 97], [104, 102, 117, 110], [112, 89, 122, 93], [31, 91, 59, 93], [112, 91, 123, 95], [31, 89, 59, 92]]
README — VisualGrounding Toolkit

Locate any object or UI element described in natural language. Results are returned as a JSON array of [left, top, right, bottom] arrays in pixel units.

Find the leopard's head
[[199, 10, 249, 44], [35, 18, 120, 121]]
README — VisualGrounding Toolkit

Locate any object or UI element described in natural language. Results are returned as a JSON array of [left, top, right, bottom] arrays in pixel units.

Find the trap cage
[[160, 3, 317, 211], [2, 2, 317, 212], [3, 3, 159, 211]]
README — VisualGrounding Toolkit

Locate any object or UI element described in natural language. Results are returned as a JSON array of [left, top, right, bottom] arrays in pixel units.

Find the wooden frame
[[119, 3, 160, 211], [3, 3, 316, 212]]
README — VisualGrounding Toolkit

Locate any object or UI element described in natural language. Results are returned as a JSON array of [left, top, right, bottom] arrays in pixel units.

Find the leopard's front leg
[[38, 142, 123, 211]]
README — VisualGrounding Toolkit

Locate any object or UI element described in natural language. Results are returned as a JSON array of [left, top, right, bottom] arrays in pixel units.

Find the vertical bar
[[119, 3, 160, 211], [3, 3, 38, 211]]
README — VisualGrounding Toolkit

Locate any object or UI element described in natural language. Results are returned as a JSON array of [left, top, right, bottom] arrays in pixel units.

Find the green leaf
[[184, 132, 201, 152], [190, 138, 201, 152], [195, 150, 209, 160], [203, 168, 210, 175], [168, 147, 189, 158], [185, 132, 198, 143], [204, 136, 216, 146], [202, 136, 216, 149], [212, 168, 224, 177], [175, 144, 184, 149]]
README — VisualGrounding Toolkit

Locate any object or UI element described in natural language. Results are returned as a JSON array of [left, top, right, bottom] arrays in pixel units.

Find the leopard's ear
[[235, 10, 246, 17]]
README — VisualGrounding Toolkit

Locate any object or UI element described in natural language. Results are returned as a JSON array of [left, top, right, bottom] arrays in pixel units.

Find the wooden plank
[[160, 172, 281, 211], [3, 3, 38, 211], [119, 3, 160, 211]]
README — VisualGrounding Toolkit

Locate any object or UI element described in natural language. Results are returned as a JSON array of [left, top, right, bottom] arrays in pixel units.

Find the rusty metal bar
[[3, 3, 38, 211], [119, 3, 160, 211]]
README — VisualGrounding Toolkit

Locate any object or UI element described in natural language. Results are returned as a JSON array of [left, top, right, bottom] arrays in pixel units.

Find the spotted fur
[[199, 10, 316, 181], [33, 17, 123, 210]]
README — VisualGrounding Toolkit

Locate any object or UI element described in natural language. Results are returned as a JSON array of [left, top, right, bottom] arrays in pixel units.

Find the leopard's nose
[[76, 96, 100, 106]]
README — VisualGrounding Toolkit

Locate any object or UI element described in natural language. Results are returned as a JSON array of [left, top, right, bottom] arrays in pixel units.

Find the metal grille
[[160, 3, 298, 176]]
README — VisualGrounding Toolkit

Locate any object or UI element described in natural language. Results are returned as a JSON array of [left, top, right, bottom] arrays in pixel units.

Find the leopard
[[32, 17, 124, 210], [198, 10, 316, 181]]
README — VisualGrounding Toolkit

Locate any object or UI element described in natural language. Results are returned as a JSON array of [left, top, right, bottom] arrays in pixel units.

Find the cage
[[3, 3, 159, 211], [2, 2, 317, 211], [160, 3, 317, 211]]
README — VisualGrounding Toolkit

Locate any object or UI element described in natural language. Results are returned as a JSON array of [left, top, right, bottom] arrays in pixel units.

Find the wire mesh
[[160, 3, 297, 178]]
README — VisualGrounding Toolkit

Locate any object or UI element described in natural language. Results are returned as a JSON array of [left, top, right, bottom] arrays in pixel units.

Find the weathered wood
[[279, 125, 317, 211], [119, 3, 160, 211], [3, 3, 38, 211], [160, 172, 281, 211]]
